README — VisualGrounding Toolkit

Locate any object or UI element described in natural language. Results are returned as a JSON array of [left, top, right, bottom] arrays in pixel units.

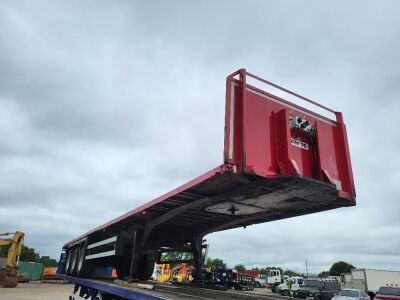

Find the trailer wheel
[[65, 249, 73, 275], [70, 247, 79, 276], [76, 244, 90, 277], [137, 259, 155, 281]]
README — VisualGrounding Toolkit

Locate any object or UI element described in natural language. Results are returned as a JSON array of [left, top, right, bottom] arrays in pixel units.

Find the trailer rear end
[[59, 69, 356, 283], [351, 269, 400, 296]]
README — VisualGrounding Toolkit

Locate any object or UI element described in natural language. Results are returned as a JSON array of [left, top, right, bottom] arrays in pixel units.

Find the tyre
[[282, 290, 290, 296], [76, 244, 90, 277], [65, 249, 73, 275], [70, 247, 79, 276]]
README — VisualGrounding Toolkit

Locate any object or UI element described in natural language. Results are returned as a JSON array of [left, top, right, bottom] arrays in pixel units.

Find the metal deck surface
[[66, 163, 350, 248], [58, 274, 287, 300]]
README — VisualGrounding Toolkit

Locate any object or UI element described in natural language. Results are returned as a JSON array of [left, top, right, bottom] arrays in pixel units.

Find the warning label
[[290, 138, 309, 150]]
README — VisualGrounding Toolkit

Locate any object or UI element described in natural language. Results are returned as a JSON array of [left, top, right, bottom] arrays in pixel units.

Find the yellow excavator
[[155, 263, 193, 283], [0, 231, 25, 288]]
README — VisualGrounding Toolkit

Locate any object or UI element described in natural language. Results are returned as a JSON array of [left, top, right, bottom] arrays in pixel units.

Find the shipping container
[[17, 262, 44, 281]]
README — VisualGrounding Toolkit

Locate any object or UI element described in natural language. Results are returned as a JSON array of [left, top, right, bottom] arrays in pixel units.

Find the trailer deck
[[60, 69, 356, 282], [66, 164, 349, 250]]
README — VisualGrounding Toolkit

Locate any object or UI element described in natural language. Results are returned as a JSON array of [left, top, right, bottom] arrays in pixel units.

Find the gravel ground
[[0, 282, 72, 300]]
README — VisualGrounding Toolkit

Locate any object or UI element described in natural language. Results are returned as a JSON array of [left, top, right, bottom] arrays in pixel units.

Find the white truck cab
[[267, 269, 289, 291]]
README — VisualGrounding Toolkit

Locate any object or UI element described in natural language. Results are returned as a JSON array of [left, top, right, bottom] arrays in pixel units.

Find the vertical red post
[[335, 112, 356, 201]]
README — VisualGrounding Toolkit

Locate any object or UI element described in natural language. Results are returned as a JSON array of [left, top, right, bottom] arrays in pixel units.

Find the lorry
[[351, 269, 400, 297], [293, 278, 339, 300], [58, 69, 356, 299], [202, 269, 255, 291], [267, 269, 289, 291]]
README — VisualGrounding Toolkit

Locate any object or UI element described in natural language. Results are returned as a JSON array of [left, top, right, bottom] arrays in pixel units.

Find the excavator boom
[[0, 231, 25, 288]]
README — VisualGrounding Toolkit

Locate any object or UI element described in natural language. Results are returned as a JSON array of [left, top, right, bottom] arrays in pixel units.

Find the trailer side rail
[[57, 274, 167, 300]]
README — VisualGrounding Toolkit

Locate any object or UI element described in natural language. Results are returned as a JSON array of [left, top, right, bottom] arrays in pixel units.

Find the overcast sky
[[0, 1, 399, 274]]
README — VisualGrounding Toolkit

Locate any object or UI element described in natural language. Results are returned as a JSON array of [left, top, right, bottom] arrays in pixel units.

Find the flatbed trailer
[[59, 69, 356, 284], [59, 274, 285, 300]]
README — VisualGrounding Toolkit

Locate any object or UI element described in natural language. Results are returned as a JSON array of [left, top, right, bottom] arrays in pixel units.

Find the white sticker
[[290, 138, 309, 150], [333, 179, 342, 190]]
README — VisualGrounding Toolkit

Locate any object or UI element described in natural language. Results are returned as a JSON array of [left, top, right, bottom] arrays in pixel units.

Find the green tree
[[39, 256, 58, 267], [283, 269, 300, 277], [234, 264, 246, 272], [329, 261, 355, 276], [0, 246, 8, 258], [205, 257, 227, 272], [318, 271, 330, 278], [251, 267, 259, 272], [259, 268, 267, 275], [20, 246, 40, 262], [160, 251, 193, 262], [19, 245, 58, 267]]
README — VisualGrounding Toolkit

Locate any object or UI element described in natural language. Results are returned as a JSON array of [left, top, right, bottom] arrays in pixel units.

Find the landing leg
[[192, 236, 203, 282], [128, 228, 138, 281]]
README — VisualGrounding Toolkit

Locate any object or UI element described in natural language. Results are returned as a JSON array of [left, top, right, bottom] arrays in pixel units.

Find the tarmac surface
[[0, 282, 72, 300]]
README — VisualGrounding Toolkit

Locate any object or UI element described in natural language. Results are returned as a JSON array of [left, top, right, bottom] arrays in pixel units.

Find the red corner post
[[335, 112, 356, 201], [224, 69, 247, 173]]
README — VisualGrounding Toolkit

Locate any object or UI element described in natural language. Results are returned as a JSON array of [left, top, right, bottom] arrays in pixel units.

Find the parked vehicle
[[277, 276, 304, 296], [267, 269, 290, 291], [56, 70, 356, 299], [374, 286, 400, 300], [59, 69, 356, 284], [340, 273, 352, 289], [242, 271, 266, 288], [268, 269, 282, 290], [201, 269, 255, 291], [293, 278, 338, 300], [351, 269, 400, 297], [254, 274, 266, 288], [331, 288, 370, 300]]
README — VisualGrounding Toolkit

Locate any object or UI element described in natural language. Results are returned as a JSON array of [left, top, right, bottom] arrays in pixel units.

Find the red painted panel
[[224, 69, 355, 202]]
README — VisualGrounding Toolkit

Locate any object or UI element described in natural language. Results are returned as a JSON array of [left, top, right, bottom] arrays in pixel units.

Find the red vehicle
[[59, 69, 356, 282], [375, 286, 400, 300]]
